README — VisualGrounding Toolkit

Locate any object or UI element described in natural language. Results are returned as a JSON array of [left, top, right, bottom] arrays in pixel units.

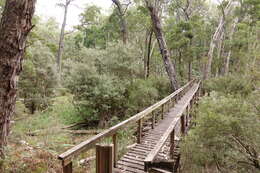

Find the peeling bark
[[0, 0, 36, 158]]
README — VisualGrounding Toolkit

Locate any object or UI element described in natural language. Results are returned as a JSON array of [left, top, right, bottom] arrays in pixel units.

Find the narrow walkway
[[115, 83, 199, 173]]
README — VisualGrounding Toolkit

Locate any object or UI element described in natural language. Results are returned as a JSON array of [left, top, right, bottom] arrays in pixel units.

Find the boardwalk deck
[[58, 80, 200, 173], [114, 83, 199, 173]]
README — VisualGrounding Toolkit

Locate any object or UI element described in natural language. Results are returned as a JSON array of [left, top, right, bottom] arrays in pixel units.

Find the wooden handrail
[[58, 79, 196, 167], [144, 81, 201, 170]]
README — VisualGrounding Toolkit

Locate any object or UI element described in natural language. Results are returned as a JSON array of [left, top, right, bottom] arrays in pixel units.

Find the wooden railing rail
[[58, 79, 196, 173], [144, 81, 201, 171]]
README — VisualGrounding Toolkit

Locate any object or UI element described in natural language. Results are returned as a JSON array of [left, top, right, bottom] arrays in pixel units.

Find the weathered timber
[[144, 82, 200, 171], [96, 144, 114, 173]]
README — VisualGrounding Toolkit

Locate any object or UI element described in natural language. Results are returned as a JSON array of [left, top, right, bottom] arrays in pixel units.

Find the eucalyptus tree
[[0, 0, 36, 158], [203, 0, 234, 80], [145, 0, 179, 90], [112, 0, 130, 44], [56, 0, 75, 78]]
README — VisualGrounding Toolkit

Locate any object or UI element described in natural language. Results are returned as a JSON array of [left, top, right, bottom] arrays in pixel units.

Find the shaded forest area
[[0, 0, 259, 172]]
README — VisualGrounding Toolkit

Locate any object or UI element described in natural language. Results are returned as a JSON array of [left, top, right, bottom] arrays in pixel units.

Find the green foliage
[[182, 92, 260, 172], [126, 77, 170, 114], [203, 75, 254, 96], [18, 18, 59, 113], [68, 72, 127, 127]]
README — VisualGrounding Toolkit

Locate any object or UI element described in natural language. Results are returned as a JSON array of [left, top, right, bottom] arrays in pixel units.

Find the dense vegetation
[[0, 0, 259, 172]]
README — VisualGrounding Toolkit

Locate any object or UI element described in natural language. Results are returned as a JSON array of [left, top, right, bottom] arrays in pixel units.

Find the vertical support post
[[62, 162, 72, 173], [96, 144, 114, 173], [152, 111, 155, 129], [113, 134, 117, 168], [186, 106, 189, 127], [181, 115, 185, 134], [170, 129, 175, 159], [137, 119, 143, 144], [161, 104, 164, 119]]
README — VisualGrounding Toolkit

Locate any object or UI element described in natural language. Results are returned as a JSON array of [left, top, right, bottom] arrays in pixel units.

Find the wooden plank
[[181, 114, 185, 134], [117, 160, 144, 170], [62, 162, 72, 173], [161, 104, 164, 119], [137, 119, 143, 144], [116, 164, 145, 173], [121, 157, 144, 165], [113, 134, 118, 168], [170, 129, 175, 159], [96, 144, 114, 173], [58, 80, 195, 164], [144, 83, 200, 166], [152, 112, 155, 129]]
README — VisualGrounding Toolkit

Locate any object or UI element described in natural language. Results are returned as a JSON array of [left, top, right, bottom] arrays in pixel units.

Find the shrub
[[203, 75, 254, 96], [181, 92, 260, 172]]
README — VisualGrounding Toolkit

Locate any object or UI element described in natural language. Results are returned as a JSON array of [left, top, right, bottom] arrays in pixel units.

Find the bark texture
[[145, 1, 179, 90], [112, 0, 128, 44], [203, 0, 233, 80], [0, 0, 36, 157]]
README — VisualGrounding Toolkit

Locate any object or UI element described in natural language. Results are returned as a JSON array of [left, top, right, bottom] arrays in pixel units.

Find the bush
[[203, 75, 254, 96], [181, 92, 260, 173]]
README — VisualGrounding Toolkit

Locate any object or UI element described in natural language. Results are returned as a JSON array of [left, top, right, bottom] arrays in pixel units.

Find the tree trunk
[[112, 0, 128, 44], [57, 0, 71, 79], [203, 0, 233, 80], [145, 1, 179, 90], [0, 0, 36, 158], [224, 17, 238, 75], [216, 31, 225, 77], [145, 29, 153, 79]]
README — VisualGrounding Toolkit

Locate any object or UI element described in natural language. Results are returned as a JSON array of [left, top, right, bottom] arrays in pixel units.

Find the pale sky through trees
[[36, 0, 220, 29], [36, 0, 112, 29]]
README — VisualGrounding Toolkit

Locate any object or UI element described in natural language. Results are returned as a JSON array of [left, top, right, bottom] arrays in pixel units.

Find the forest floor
[[2, 95, 135, 173], [2, 97, 96, 173]]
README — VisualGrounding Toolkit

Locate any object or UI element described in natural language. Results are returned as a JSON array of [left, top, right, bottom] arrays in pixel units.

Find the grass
[[1, 96, 137, 173]]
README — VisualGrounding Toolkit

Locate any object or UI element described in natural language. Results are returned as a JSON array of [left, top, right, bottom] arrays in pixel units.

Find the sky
[[36, 0, 113, 29], [36, 0, 221, 30]]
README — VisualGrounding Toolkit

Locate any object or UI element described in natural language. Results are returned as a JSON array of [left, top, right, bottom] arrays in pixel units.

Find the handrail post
[[161, 104, 164, 119], [181, 114, 185, 134], [186, 106, 189, 128], [137, 119, 143, 144], [152, 111, 155, 129], [170, 129, 175, 159], [96, 144, 114, 173], [62, 161, 72, 173], [113, 134, 117, 168]]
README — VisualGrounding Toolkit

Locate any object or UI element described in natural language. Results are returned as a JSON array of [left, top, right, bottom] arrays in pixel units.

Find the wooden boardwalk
[[115, 83, 199, 173], [58, 80, 201, 173]]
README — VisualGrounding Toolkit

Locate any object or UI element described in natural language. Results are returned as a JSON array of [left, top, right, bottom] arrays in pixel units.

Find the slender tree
[[203, 0, 233, 80], [223, 17, 238, 75], [112, 0, 128, 44], [0, 0, 36, 158], [145, 0, 179, 90], [56, 0, 74, 77]]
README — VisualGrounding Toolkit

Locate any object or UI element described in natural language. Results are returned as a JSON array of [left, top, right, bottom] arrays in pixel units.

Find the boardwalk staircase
[[58, 79, 201, 173]]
